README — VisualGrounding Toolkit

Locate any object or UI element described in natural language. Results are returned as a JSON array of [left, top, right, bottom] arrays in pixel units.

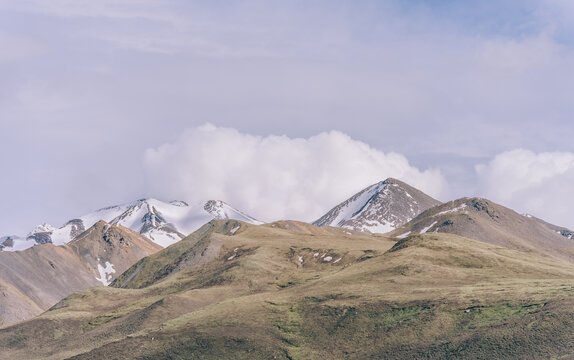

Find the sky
[[2, 0, 574, 234]]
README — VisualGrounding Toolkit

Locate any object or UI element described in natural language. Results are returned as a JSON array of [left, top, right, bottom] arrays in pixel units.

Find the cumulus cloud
[[143, 124, 446, 222], [476, 149, 574, 228]]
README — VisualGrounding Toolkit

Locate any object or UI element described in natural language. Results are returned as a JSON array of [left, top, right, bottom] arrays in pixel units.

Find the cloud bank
[[144, 124, 446, 222], [476, 149, 574, 228], [2, 1, 574, 234]]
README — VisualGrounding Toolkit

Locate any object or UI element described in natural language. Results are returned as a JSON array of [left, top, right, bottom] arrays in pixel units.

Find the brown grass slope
[[2, 220, 574, 359], [0, 221, 161, 327], [389, 197, 574, 261]]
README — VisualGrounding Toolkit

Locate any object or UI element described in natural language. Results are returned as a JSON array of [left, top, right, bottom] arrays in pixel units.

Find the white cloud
[[143, 124, 446, 222], [476, 149, 574, 228]]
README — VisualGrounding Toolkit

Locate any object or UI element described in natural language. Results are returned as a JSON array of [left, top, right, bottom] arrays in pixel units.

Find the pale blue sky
[[2, 1, 574, 234]]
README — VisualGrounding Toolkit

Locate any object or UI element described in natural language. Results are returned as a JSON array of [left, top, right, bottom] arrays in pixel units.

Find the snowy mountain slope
[[2, 199, 262, 251], [0, 235, 29, 251], [313, 178, 442, 233], [0, 220, 161, 326]]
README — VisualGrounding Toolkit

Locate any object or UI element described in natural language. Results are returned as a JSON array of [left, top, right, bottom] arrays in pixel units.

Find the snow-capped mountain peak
[[203, 200, 262, 224], [26, 223, 57, 245], [28, 223, 56, 234], [313, 178, 442, 233], [3, 198, 262, 251]]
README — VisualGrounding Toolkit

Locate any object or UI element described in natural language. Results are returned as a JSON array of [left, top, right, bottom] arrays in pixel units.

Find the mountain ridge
[[2, 198, 262, 251], [389, 196, 574, 260]]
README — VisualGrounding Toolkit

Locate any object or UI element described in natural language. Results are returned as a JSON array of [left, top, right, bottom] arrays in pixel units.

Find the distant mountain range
[[1, 198, 262, 251], [3, 178, 574, 359], [0, 198, 261, 326]]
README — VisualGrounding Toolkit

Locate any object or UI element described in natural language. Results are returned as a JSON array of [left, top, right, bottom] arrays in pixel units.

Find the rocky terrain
[[314, 178, 441, 233]]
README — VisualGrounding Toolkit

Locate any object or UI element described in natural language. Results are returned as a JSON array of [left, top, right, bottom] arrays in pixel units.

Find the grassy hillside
[[2, 220, 574, 359]]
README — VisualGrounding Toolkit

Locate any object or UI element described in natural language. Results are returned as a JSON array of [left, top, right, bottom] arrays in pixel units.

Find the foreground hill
[[3, 220, 574, 359], [313, 178, 441, 233], [2, 198, 261, 251], [0, 221, 161, 327]]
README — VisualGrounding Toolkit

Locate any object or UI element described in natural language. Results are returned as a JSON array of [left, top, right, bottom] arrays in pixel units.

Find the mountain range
[[2, 179, 574, 359], [1, 198, 262, 251]]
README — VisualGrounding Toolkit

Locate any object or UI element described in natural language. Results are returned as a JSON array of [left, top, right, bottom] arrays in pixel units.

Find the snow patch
[[318, 182, 387, 227], [323, 256, 333, 262], [420, 221, 438, 234], [95, 261, 116, 286], [28, 223, 56, 235], [346, 221, 395, 234], [397, 231, 411, 239], [229, 225, 240, 235], [436, 204, 467, 216], [1, 237, 37, 251]]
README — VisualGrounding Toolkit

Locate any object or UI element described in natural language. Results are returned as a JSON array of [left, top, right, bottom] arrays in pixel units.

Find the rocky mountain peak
[[467, 198, 499, 219], [204, 200, 227, 217], [313, 178, 442, 233]]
